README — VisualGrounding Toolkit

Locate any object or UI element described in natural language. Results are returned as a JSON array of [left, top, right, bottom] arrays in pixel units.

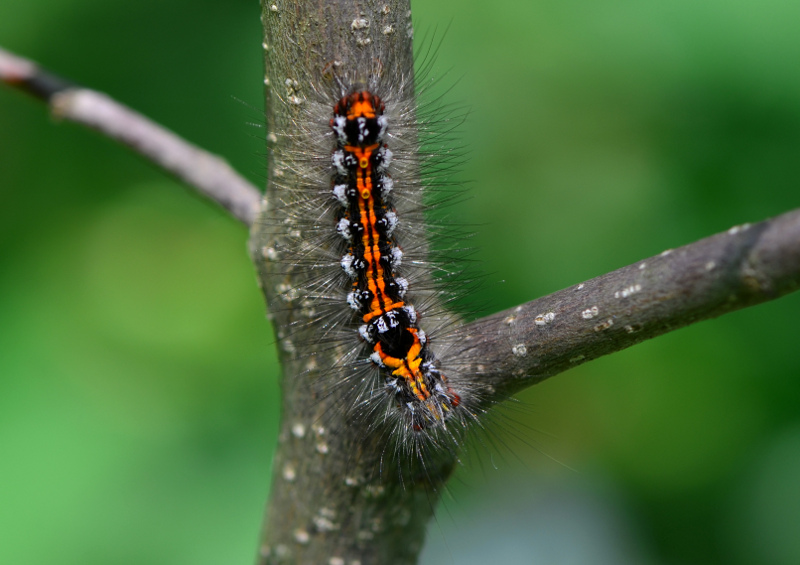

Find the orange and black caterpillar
[[330, 91, 461, 431]]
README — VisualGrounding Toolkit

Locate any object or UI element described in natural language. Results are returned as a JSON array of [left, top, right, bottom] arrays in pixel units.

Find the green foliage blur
[[2, 1, 800, 564]]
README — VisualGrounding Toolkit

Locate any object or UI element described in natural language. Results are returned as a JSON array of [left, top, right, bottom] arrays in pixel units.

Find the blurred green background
[[2, 1, 800, 564]]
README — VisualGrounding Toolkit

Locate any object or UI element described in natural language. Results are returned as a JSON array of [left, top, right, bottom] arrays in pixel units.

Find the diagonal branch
[[0, 46, 263, 226], [450, 208, 800, 403]]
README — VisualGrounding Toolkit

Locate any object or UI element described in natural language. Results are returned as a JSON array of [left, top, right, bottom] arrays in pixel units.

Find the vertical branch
[[249, 1, 448, 564]]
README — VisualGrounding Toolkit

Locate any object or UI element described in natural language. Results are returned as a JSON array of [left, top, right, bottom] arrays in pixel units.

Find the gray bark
[[250, 2, 442, 564]]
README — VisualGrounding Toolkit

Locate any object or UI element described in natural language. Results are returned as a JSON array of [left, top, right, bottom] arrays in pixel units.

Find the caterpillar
[[253, 46, 484, 482], [330, 90, 462, 432]]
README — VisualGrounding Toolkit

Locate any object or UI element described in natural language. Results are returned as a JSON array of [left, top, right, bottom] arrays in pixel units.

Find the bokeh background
[[2, 1, 800, 564]]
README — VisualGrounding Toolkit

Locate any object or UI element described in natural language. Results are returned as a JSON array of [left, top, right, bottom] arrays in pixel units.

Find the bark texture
[[448, 209, 800, 403], [250, 2, 444, 564]]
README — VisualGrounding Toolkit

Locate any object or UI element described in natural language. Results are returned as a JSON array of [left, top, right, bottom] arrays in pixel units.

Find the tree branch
[[250, 2, 442, 564], [0, 46, 262, 226], [448, 209, 800, 403], [249, 0, 800, 563]]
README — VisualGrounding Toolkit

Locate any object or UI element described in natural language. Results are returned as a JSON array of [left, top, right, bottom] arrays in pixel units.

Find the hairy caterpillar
[[253, 43, 486, 480], [330, 90, 462, 431]]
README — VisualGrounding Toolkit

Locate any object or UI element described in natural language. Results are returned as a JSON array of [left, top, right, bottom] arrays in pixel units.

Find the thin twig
[[0, 46, 263, 226]]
